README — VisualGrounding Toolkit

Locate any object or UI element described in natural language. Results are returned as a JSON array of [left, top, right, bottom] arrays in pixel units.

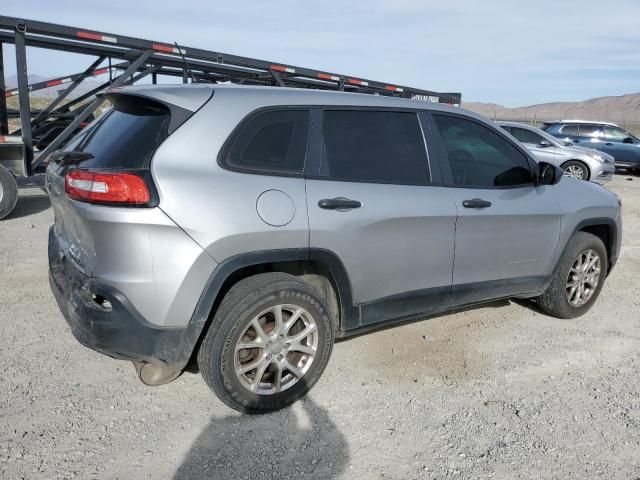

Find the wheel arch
[[576, 220, 616, 273], [184, 248, 357, 370]]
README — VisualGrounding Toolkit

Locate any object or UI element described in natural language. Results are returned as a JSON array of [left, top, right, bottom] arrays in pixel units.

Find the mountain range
[[463, 93, 640, 124]]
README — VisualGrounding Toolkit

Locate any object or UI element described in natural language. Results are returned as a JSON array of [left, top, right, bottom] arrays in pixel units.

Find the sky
[[2, 0, 640, 107]]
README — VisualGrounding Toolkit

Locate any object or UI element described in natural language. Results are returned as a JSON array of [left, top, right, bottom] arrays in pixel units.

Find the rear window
[[223, 109, 310, 175], [70, 97, 171, 169]]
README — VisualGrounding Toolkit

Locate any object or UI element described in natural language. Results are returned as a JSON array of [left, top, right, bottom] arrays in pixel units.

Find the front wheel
[[537, 232, 607, 319], [198, 272, 335, 414], [562, 160, 589, 180]]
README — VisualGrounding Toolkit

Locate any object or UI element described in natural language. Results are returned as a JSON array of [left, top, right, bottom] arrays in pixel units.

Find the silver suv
[[47, 85, 622, 413], [498, 121, 615, 182]]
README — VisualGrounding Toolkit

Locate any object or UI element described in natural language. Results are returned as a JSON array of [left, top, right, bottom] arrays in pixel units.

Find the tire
[[537, 232, 607, 319], [0, 165, 19, 220], [561, 160, 590, 181], [198, 272, 335, 414]]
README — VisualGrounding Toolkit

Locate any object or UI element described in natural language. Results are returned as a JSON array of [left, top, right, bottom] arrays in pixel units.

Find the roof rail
[[557, 119, 619, 127]]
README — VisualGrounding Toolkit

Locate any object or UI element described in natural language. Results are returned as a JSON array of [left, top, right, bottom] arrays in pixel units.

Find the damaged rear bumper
[[48, 227, 202, 370]]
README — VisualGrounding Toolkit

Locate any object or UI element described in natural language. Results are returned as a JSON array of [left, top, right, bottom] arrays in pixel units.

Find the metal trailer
[[0, 15, 462, 219]]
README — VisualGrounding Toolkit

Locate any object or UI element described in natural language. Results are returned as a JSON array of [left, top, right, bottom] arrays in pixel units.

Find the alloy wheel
[[234, 304, 318, 395], [563, 165, 585, 180], [566, 249, 601, 307]]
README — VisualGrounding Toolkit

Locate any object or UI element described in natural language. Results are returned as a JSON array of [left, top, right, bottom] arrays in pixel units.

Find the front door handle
[[605, 142, 613, 146], [462, 198, 492, 209], [318, 197, 362, 210]]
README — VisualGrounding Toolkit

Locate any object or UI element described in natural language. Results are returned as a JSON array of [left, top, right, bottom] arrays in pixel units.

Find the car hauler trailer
[[0, 15, 462, 219]]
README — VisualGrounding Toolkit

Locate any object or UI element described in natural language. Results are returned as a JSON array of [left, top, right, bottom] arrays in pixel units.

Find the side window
[[578, 125, 604, 138], [605, 127, 629, 141], [510, 127, 544, 145], [224, 109, 310, 175], [560, 125, 579, 136], [319, 110, 430, 185], [432, 114, 533, 188]]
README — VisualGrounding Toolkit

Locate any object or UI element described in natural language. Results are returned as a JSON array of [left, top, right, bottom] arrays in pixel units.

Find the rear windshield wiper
[[49, 150, 95, 166]]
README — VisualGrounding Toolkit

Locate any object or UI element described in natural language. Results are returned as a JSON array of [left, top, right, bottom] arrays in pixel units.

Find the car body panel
[[305, 179, 457, 308], [446, 185, 561, 296]]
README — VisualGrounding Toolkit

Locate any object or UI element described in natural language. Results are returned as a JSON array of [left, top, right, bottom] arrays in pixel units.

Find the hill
[[463, 93, 640, 124]]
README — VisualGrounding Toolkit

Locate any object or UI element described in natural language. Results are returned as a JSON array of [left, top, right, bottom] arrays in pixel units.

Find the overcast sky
[[2, 0, 639, 106]]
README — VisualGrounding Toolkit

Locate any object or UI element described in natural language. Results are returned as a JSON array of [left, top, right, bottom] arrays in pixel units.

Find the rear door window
[[318, 110, 430, 185], [509, 127, 545, 145], [224, 109, 310, 175], [578, 125, 604, 138], [71, 97, 171, 169], [560, 125, 579, 136]]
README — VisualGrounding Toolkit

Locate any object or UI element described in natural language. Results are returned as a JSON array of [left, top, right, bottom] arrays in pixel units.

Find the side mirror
[[623, 137, 634, 144], [538, 140, 552, 148], [538, 161, 563, 185]]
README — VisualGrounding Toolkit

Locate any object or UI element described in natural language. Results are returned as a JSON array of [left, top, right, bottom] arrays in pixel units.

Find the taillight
[[65, 170, 151, 205]]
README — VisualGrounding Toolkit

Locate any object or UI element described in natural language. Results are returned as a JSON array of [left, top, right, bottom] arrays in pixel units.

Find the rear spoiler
[[100, 85, 215, 133]]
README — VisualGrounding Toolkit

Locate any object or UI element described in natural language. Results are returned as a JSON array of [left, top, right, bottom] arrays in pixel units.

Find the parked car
[[541, 120, 640, 172], [47, 85, 622, 413], [498, 121, 615, 182]]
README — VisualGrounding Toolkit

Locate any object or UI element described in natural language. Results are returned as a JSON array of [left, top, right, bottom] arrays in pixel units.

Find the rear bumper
[[48, 228, 202, 369]]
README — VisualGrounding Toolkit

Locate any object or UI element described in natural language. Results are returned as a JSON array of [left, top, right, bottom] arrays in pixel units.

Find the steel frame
[[0, 15, 462, 178]]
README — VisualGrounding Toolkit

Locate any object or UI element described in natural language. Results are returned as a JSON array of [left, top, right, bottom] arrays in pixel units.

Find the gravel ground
[[1, 175, 639, 480]]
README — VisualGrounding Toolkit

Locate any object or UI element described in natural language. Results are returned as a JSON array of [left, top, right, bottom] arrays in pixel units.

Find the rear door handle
[[605, 142, 613, 146], [318, 197, 362, 210], [462, 198, 492, 209]]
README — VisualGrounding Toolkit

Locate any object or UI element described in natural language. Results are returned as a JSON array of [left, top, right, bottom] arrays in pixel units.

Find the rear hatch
[[46, 86, 213, 275]]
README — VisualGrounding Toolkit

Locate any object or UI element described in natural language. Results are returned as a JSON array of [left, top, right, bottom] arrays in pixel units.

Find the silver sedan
[[498, 121, 615, 183]]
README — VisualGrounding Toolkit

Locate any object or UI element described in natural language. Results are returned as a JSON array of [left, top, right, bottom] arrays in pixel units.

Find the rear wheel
[[198, 272, 335, 413], [0, 165, 19, 220], [537, 232, 607, 319], [562, 160, 589, 180]]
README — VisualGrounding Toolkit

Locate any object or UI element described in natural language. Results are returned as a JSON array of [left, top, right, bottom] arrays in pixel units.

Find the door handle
[[605, 142, 613, 146], [318, 197, 362, 210], [462, 198, 492, 209]]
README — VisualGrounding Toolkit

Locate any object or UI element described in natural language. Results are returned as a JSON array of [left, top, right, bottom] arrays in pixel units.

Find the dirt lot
[[1, 174, 639, 480]]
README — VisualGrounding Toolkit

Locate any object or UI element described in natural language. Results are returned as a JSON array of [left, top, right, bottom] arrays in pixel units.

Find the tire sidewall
[[555, 234, 607, 318], [211, 282, 334, 412], [0, 165, 18, 220]]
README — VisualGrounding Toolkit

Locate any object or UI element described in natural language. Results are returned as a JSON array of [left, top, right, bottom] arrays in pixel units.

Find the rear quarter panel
[[151, 89, 310, 262]]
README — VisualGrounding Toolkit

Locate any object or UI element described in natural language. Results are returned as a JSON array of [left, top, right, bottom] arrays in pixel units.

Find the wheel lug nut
[[277, 354, 283, 361], [266, 353, 272, 360], [284, 343, 290, 349]]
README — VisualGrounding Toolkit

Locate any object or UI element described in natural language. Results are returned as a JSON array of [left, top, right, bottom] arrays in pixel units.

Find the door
[[429, 113, 562, 306], [603, 125, 640, 164], [305, 109, 457, 328], [508, 125, 563, 166]]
